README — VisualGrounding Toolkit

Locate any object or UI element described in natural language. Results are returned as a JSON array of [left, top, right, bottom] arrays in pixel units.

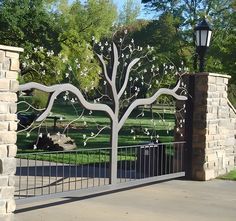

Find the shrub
[[32, 89, 49, 109]]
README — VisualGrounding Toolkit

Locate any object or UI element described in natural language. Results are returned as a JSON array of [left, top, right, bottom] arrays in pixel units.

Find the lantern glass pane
[[207, 30, 212, 47], [196, 30, 200, 46], [200, 30, 208, 46]]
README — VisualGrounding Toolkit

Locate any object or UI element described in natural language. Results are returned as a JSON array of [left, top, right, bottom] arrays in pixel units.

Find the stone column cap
[[0, 44, 24, 53], [187, 72, 231, 79]]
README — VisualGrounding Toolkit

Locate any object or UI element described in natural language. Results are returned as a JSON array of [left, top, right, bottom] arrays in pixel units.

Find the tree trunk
[[110, 119, 118, 184]]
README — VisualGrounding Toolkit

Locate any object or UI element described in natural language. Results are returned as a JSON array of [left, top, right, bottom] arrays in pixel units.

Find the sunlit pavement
[[15, 179, 236, 221]]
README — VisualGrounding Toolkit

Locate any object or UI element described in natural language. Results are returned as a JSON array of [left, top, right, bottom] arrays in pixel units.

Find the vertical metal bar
[[26, 155, 29, 197], [148, 146, 151, 178], [160, 145, 163, 175], [181, 143, 183, 171], [172, 143, 176, 173], [93, 151, 95, 187], [129, 147, 132, 180], [49, 154, 51, 194], [18, 157, 22, 199], [152, 145, 155, 177], [62, 152, 64, 192], [81, 151, 83, 189], [98, 149, 101, 186], [34, 154, 37, 196], [75, 151, 78, 190], [134, 147, 137, 180], [104, 150, 106, 185], [55, 152, 58, 193], [168, 144, 171, 174], [87, 151, 89, 188], [125, 147, 127, 182], [143, 147, 146, 178], [120, 148, 122, 183], [156, 145, 159, 176], [176, 143, 179, 172], [41, 156, 44, 195], [139, 147, 142, 179], [165, 144, 167, 175], [69, 152, 71, 191]]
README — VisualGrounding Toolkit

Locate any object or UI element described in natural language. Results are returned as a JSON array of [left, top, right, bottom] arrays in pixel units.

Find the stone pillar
[[180, 73, 236, 181], [0, 45, 23, 219]]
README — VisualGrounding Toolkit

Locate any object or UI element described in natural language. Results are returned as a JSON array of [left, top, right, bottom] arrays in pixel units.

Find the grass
[[17, 97, 176, 163], [16, 150, 136, 165], [218, 170, 236, 181]]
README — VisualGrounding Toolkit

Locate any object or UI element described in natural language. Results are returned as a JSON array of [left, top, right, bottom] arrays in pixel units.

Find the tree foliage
[[0, 0, 117, 90], [118, 0, 141, 25]]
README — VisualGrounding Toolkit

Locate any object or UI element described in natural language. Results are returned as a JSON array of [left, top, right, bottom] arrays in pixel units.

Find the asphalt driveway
[[15, 179, 236, 221]]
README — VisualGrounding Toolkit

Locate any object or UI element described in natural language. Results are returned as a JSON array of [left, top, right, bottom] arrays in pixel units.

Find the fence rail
[[15, 142, 185, 204]]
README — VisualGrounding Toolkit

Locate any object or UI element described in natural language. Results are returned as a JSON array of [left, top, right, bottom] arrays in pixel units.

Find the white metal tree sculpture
[[19, 34, 187, 184]]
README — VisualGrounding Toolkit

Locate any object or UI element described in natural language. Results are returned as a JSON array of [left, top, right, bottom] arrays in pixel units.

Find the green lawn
[[17, 98, 176, 157], [218, 170, 236, 181]]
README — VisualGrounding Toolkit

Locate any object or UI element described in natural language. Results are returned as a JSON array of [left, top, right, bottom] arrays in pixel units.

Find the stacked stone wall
[[182, 73, 236, 180], [0, 45, 23, 219]]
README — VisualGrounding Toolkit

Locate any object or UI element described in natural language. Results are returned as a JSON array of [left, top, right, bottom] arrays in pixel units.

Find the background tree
[[118, 0, 141, 25], [0, 0, 117, 91], [19, 34, 187, 183], [141, 0, 236, 105]]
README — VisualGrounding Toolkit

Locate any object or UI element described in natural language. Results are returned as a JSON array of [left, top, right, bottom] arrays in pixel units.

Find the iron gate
[[15, 142, 185, 204]]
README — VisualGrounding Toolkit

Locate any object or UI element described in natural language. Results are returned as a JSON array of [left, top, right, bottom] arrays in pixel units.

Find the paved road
[[15, 179, 236, 221]]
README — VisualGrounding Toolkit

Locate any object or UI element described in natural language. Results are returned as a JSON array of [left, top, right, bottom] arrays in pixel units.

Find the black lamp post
[[194, 19, 212, 72]]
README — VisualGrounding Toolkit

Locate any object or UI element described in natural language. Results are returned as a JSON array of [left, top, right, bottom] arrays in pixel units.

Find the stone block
[[219, 98, 227, 106], [208, 84, 216, 92], [0, 122, 9, 131], [223, 78, 229, 84], [219, 91, 227, 98], [0, 80, 10, 91], [207, 141, 217, 149], [5, 52, 19, 60], [0, 214, 15, 221], [0, 114, 17, 121], [8, 176, 14, 187], [5, 71, 18, 79], [206, 153, 217, 162], [208, 76, 216, 84], [215, 77, 224, 84], [194, 170, 205, 181], [0, 176, 8, 187], [0, 93, 17, 102], [0, 187, 15, 198], [225, 138, 235, 146], [0, 200, 6, 214], [7, 145, 17, 157], [217, 85, 226, 91], [6, 199, 15, 213], [0, 71, 6, 78], [0, 51, 5, 62], [208, 125, 217, 135], [0, 158, 16, 175], [9, 58, 19, 71], [9, 80, 18, 92], [8, 122, 17, 131], [204, 169, 215, 180], [8, 104, 16, 114], [0, 103, 9, 114], [0, 132, 17, 144], [2, 58, 10, 70], [0, 145, 7, 158]]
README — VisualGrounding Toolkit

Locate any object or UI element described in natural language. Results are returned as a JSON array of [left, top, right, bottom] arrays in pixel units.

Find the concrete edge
[[0, 44, 24, 53]]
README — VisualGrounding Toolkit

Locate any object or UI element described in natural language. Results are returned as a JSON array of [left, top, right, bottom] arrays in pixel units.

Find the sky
[[113, 0, 154, 20]]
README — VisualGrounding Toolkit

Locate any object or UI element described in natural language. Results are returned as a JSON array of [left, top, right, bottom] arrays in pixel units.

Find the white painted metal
[[19, 42, 187, 185]]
